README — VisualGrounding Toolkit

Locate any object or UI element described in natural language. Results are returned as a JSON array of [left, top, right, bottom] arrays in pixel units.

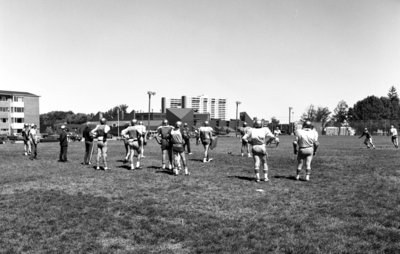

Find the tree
[[315, 107, 331, 126], [332, 100, 349, 126], [301, 105, 331, 125], [388, 86, 399, 101], [351, 96, 388, 120], [270, 117, 280, 126], [301, 105, 317, 122]]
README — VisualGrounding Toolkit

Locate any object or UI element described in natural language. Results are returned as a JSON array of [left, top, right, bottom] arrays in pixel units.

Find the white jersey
[[390, 127, 398, 136], [294, 128, 318, 148], [136, 125, 146, 136], [199, 126, 214, 140], [274, 129, 281, 137], [243, 127, 274, 146], [91, 125, 111, 141]]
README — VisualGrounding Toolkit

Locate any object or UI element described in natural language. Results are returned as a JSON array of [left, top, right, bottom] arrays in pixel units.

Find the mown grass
[[1, 136, 399, 253]]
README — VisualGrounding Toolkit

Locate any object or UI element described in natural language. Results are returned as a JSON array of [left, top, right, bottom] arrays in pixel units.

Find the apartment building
[[0, 90, 40, 135], [163, 95, 228, 120]]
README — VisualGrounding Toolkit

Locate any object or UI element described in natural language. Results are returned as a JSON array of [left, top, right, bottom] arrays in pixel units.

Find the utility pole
[[289, 107, 293, 135], [236, 101, 241, 137], [147, 91, 156, 131]]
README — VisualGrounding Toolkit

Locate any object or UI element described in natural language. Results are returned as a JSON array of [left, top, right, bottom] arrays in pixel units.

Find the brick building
[[0, 90, 40, 135]]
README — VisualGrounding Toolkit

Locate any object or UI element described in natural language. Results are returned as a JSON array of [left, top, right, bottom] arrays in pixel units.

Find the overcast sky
[[1, 0, 399, 122]]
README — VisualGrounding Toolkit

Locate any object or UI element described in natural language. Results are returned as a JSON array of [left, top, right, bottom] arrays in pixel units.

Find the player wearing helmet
[[156, 119, 173, 170], [358, 128, 375, 149], [121, 119, 143, 170], [29, 124, 39, 160], [182, 122, 192, 155], [198, 121, 215, 163], [168, 121, 189, 176], [242, 120, 276, 182], [238, 122, 251, 157], [91, 118, 111, 170], [293, 121, 319, 181], [137, 121, 147, 158], [390, 125, 398, 148], [22, 123, 31, 156]]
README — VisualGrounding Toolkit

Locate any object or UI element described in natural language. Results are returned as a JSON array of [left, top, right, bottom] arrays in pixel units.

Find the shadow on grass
[[189, 158, 204, 162], [274, 175, 302, 181], [155, 170, 174, 175], [147, 166, 162, 169], [227, 175, 255, 182]]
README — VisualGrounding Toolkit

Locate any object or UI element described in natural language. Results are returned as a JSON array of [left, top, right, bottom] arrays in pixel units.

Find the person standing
[[238, 122, 251, 157], [293, 121, 319, 181], [182, 122, 192, 155], [137, 121, 147, 158], [58, 125, 68, 162], [389, 125, 398, 148], [273, 127, 281, 147], [121, 119, 143, 170], [82, 123, 94, 164], [29, 124, 39, 160], [198, 121, 215, 163], [156, 119, 173, 170], [91, 118, 111, 170], [242, 120, 276, 182], [359, 128, 375, 149], [22, 123, 31, 156], [169, 121, 189, 176]]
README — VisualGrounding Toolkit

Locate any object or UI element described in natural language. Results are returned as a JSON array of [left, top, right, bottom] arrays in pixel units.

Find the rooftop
[[0, 90, 39, 97]]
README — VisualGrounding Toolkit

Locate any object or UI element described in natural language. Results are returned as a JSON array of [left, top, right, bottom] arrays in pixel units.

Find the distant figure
[[137, 121, 147, 158], [22, 123, 31, 156], [82, 123, 94, 165], [389, 125, 398, 148], [198, 121, 215, 163], [59, 125, 68, 162], [293, 121, 319, 181], [156, 119, 173, 170], [121, 123, 130, 163], [121, 119, 143, 170], [359, 128, 375, 149], [29, 124, 39, 160], [91, 118, 111, 170], [169, 121, 189, 175], [182, 122, 192, 155], [242, 120, 276, 182], [238, 122, 251, 157], [273, 127, 281, 147]]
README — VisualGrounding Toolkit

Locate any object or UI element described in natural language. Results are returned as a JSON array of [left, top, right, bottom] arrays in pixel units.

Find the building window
[[14, 96, 23, 102], [1, 118, 8, 123], [13, 107, 24, 113], [0, 107, 8, 112], [13, 118, 24, 123]]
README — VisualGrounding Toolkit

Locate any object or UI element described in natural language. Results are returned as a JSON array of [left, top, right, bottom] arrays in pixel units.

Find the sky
[[1, 0, 399, 123]]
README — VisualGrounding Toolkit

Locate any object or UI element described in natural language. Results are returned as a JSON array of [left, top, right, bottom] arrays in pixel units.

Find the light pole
[[289, 107, 293, 135], [117, 106, 122, 139], [147, 91, 156, 131], [236, 101, 241, 137]]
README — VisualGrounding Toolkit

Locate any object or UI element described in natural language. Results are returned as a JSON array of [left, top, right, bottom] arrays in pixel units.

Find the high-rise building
[[164, 95, 228, 120], [0, 90, 40, 135]]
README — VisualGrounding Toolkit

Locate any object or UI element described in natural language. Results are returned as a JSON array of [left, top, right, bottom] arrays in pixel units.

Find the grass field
[[1, 135, 400, 253]]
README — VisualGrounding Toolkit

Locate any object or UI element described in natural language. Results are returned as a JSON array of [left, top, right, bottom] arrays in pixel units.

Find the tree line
[[297, 86, 400, 133]]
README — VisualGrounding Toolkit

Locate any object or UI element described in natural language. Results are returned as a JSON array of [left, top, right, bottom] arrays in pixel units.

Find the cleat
[[295, 175, 300, 181], [305, 175, 310, 181], [263, 178, 269, 182], [208, 158, 213, 162], [188, 153, 193, 155], [248, 154, 252, 158], [96, 167, 100, 170], [203, 158, 207, 163]]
